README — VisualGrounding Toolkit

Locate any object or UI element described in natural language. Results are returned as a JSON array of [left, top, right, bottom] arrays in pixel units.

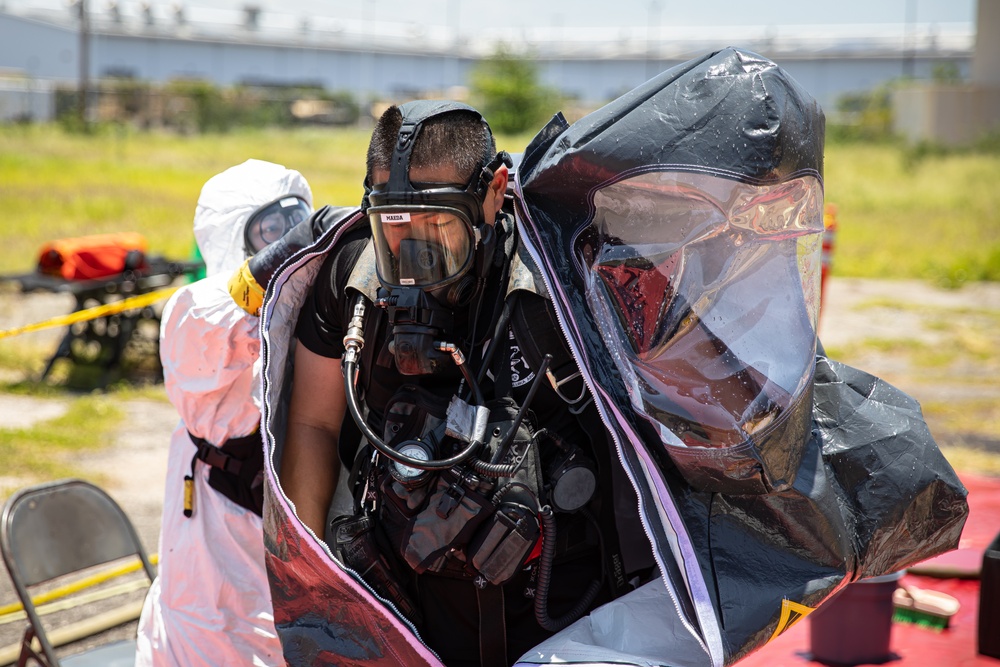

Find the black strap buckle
[[436, 480, 467, 519]]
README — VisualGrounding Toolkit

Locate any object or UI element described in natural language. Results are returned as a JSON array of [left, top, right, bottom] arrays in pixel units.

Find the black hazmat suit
[[258, 47, 968, 667]]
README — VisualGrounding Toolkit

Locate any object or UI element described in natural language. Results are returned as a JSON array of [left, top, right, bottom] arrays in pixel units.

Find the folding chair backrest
[[0, 479, 156, 666]]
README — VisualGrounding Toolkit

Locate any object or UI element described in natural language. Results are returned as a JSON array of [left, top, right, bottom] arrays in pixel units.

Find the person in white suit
[[135, 159, 312, 666]]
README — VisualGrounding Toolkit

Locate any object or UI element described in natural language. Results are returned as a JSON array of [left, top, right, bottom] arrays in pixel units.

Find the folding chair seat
[[0, 479, 156, 666]]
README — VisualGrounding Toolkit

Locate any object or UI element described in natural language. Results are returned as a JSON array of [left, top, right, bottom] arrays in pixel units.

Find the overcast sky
[[4, 0, 977, 33]]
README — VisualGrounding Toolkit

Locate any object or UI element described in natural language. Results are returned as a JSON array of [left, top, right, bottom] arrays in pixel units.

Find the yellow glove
[[227, 258, 265, 316]]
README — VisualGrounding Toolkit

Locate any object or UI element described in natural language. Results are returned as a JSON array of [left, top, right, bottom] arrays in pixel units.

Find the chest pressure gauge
[[390, 439, 436, 488]]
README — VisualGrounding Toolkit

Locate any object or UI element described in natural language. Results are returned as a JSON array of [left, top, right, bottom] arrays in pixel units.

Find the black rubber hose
[[471, 354, 552, 478], [342, 357, 481, 470], [470, 457, 520, 478], [534, 506, 603, 633], [490, 354, 552, 464], [447, 343, 486, 407], [475, 299, 514, 387]]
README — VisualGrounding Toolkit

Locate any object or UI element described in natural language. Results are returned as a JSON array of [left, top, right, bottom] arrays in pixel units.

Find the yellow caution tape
[[0, 552, 159, 619], [0, 577, 149, 627], [0, 287, 179, 340]]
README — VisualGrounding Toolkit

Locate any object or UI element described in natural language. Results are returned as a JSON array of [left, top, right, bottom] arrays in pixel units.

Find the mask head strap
[[471, 150, 514, 201], [376, 100, 497, 213]]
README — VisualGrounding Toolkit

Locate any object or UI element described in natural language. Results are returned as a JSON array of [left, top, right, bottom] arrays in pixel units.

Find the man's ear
[[485, 164, 509, 219]]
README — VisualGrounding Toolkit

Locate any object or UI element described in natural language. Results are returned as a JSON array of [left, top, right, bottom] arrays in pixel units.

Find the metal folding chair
[[0, 479, 156, 666]]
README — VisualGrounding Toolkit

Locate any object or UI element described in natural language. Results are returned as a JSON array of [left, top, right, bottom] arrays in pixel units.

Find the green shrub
[[827, 84, 897, 144], [469, 46, 562, 135]]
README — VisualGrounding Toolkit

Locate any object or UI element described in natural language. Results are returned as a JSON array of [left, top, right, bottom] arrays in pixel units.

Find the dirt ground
[[0, 288, 178, 662], [0, 276, 998, 661]]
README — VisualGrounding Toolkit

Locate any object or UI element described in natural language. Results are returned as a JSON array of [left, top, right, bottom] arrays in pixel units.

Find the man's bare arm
[[281, 344, 347, 538]]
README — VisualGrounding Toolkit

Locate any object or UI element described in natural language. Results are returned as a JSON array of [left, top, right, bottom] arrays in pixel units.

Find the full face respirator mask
[[363, 100, 512, 376], [243, 195, 312, 255]]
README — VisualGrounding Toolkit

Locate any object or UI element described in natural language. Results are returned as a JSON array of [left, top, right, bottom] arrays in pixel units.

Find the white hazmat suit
[[135, 159, 312, 666]]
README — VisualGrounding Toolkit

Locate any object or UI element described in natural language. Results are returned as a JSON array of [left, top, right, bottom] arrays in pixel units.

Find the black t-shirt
[[295, 220, 372, 359]]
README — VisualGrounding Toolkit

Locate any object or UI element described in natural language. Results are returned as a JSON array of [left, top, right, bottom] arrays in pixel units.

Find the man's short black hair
[[366, 104, 496, 185]]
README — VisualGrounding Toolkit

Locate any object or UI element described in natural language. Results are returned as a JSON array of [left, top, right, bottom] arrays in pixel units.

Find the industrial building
[[0, 1, 995, 143]]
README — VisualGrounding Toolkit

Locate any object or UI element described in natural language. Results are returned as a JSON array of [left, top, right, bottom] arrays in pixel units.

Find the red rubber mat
[[737, 472, 1000, 667]]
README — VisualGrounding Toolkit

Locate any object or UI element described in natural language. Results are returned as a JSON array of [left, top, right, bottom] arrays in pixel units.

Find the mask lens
[[245, 196, 311, 254], [370, 207, 474, 288]]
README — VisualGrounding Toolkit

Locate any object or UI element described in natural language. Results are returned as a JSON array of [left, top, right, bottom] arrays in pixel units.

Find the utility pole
[[646, 1, 661, 80], [902, 0, 916, 79], [448, 0, 460, 91], [78, 0, 90, 126]]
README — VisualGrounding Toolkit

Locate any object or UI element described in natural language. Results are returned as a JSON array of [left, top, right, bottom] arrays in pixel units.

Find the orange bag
[[36, 232, 149, 281]]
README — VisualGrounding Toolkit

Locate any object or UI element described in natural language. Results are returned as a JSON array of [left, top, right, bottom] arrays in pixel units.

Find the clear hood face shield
[[576, 171, 824, 450], [244, 195, 312, 255], [369, 205, 475, 289]]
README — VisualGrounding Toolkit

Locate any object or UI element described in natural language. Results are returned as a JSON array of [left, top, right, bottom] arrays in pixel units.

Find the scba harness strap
[[184, 430, 265, 517]]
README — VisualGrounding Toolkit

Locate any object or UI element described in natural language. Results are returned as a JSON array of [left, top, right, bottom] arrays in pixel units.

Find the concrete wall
[[0, 79, 56, 122], [533, 53, 971, 111], [894, 84, 1000, 145], [893, 0, 1000, 146], [87, 34, 467, 96], [0, 13, 79, 81]]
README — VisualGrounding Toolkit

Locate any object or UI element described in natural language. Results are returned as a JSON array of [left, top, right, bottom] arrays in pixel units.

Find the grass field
[[824, 143, 1000, 285], [0, 124, 373, 272], [0, 123, 998, 483], [1, 124, 998, 284]]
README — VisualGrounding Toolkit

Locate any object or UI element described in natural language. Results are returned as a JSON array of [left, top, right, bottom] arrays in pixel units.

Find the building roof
[[6, 4, 974, 60]]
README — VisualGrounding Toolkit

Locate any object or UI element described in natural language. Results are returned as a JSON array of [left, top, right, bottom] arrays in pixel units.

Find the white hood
[[194, 159, 313, 277]]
